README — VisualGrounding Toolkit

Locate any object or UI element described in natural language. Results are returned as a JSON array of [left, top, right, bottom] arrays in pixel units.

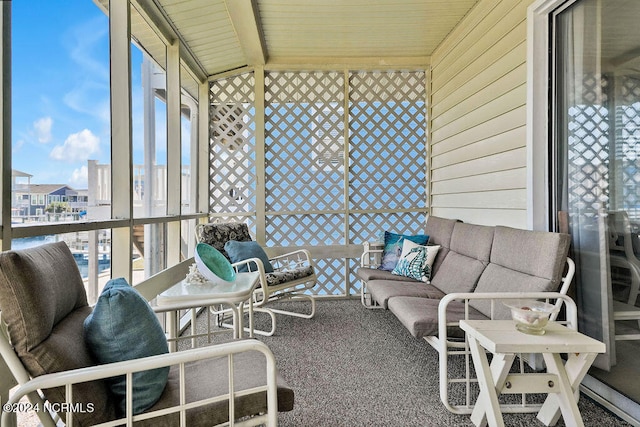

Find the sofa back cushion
[[430, 223, 494, 294], [0, 242, 115, 425], [424, 215, 460, 275], [469, 226, 571, 318]]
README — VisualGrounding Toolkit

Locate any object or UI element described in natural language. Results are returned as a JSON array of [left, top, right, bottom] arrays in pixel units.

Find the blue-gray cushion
[[224, 240, 274, 273], [83, 277, 169, 416]]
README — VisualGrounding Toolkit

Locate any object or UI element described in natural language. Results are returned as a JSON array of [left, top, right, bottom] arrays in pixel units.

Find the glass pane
[[12, 230, 112, 303], [553, 0, 640, 402], [12, 1, 111, 224], [181, 67, 198, 214]]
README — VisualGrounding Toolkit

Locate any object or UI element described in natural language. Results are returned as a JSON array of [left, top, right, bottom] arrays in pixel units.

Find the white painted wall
[[429, 0, 534, 228]]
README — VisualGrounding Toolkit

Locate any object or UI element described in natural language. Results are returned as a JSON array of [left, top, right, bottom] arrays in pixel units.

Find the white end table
[[157, 271, 260, 350], [460, 320, 605, 427]]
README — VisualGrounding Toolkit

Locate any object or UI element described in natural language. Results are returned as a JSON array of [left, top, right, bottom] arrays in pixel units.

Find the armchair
[[195, 222, 317, 336], [0, 241, 294, 426]]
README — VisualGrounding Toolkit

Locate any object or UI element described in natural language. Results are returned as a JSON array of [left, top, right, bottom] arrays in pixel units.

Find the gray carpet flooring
[[193, 298, 632, 427]]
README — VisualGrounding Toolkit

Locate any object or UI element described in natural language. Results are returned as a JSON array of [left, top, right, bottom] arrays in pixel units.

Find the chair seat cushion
[[136, 347, 294, 426], [84, 278, 169, 416], [265, 265, 314, 287]]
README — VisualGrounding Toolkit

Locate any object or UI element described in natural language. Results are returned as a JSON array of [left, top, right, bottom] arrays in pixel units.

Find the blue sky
[[12, 1, 154, 189]]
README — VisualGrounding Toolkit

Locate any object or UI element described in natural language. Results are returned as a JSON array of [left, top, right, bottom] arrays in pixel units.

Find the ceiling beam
[[225, 0, 267, 66]]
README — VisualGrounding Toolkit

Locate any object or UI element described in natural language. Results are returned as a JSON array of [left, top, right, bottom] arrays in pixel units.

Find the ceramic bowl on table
[[503, 299, 559, 335], [194, 243, 237, 285]]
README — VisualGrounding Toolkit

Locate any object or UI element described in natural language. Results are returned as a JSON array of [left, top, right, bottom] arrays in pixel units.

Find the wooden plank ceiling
[[123, 0, 479, 80]]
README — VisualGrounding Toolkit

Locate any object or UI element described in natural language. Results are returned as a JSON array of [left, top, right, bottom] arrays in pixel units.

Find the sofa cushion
[[424, 215, 460, 275], [379, 231, 429, 271], [449, 222, 494, 263], [469, 264, 559, 319], [224, 240, 274, 273], [489, 226, 570, 284], [430, 252, 487, 295], [388, 297, 487, 339], [0, 242, 116, 426], [368, 280, 446, 309], [84, 278, 169, 416], [469, 227, 571, 318], [356, 267, 413, 283]]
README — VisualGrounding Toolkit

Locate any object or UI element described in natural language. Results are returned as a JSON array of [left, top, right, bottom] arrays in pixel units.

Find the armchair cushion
[[224, 240, 274, 273], [265, 265, 315, 287], [0, 242, 115, 426], [196, 222, 252, 261], [84, 278, 169, 416]]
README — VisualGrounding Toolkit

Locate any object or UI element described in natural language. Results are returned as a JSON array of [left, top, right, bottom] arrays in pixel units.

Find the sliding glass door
[[552, 0, 640, 403]]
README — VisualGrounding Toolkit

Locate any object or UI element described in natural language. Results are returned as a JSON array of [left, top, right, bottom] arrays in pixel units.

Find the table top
[[157, 271, 260, 307], [460, 320, 606, 354]]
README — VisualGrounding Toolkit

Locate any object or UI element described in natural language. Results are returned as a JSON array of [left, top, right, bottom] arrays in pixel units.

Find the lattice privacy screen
[[209, 70, 427, 295], [209, 73, 256, 216], [567, 74, 640, 222]]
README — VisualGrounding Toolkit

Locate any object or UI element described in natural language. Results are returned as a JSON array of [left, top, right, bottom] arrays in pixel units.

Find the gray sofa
[[357, 215, 576, 414]]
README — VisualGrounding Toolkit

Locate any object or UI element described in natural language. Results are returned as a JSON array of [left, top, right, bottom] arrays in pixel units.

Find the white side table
[[460, 320, 605, 427], [157, 271, 260, 350]]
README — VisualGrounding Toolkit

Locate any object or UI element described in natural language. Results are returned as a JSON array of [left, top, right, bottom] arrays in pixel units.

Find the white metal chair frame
[[0, 324, 278, 427], [219, 251, 317, 336]]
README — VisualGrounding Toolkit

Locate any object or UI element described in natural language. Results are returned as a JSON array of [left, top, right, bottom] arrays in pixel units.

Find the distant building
[[12, 178, 88, 218]]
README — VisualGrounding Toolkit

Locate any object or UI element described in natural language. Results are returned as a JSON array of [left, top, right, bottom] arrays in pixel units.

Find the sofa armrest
[[2, 339, 279, 427], [360, 242, 384, 269], [436, 291, 578, 349]]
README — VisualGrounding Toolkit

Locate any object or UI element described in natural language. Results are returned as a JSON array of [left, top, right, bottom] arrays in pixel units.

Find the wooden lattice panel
[[265, 71, 345, 212], [349, 211, 427, 244], [313, 258, 345, 296], [348, 71, 426, 211], [266, 214, 344, 247], [209, 73, 256, 214]]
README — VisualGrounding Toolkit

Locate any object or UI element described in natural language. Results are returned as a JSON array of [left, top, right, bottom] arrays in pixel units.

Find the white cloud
[[69, 166, 88, 188], [50, 129, 100, 162], [33, 117, 53, 143]]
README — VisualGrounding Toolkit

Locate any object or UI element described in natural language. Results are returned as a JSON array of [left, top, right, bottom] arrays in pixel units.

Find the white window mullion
[[109, 0, 133, 281]]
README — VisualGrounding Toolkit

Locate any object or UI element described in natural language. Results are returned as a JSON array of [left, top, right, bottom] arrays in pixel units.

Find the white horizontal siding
[[428, 0, 533, 228]]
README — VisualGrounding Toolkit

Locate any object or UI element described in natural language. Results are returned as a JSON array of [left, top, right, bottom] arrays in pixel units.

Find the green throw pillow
[[83, 278, 169, 416]]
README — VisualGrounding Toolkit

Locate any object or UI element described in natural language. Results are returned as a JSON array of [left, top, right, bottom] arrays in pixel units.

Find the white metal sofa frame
[[195, 222, 317, 336], [0, 242, 286, 427], [359, 241, 577, 415]]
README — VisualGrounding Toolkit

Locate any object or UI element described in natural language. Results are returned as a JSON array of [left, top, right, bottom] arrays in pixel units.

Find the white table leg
[[167, 309, 178, 352], [471, 352, 515, 427], [537, 353, 586, 427], [468, 336, 505, 427]]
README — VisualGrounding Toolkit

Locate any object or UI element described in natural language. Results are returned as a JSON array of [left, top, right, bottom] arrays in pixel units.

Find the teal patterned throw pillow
[[391, 240, 440, 282]]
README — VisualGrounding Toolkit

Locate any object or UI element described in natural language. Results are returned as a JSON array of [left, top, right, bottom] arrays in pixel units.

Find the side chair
[[195, 222, 317, 336], [0, 241, 294, 427]]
